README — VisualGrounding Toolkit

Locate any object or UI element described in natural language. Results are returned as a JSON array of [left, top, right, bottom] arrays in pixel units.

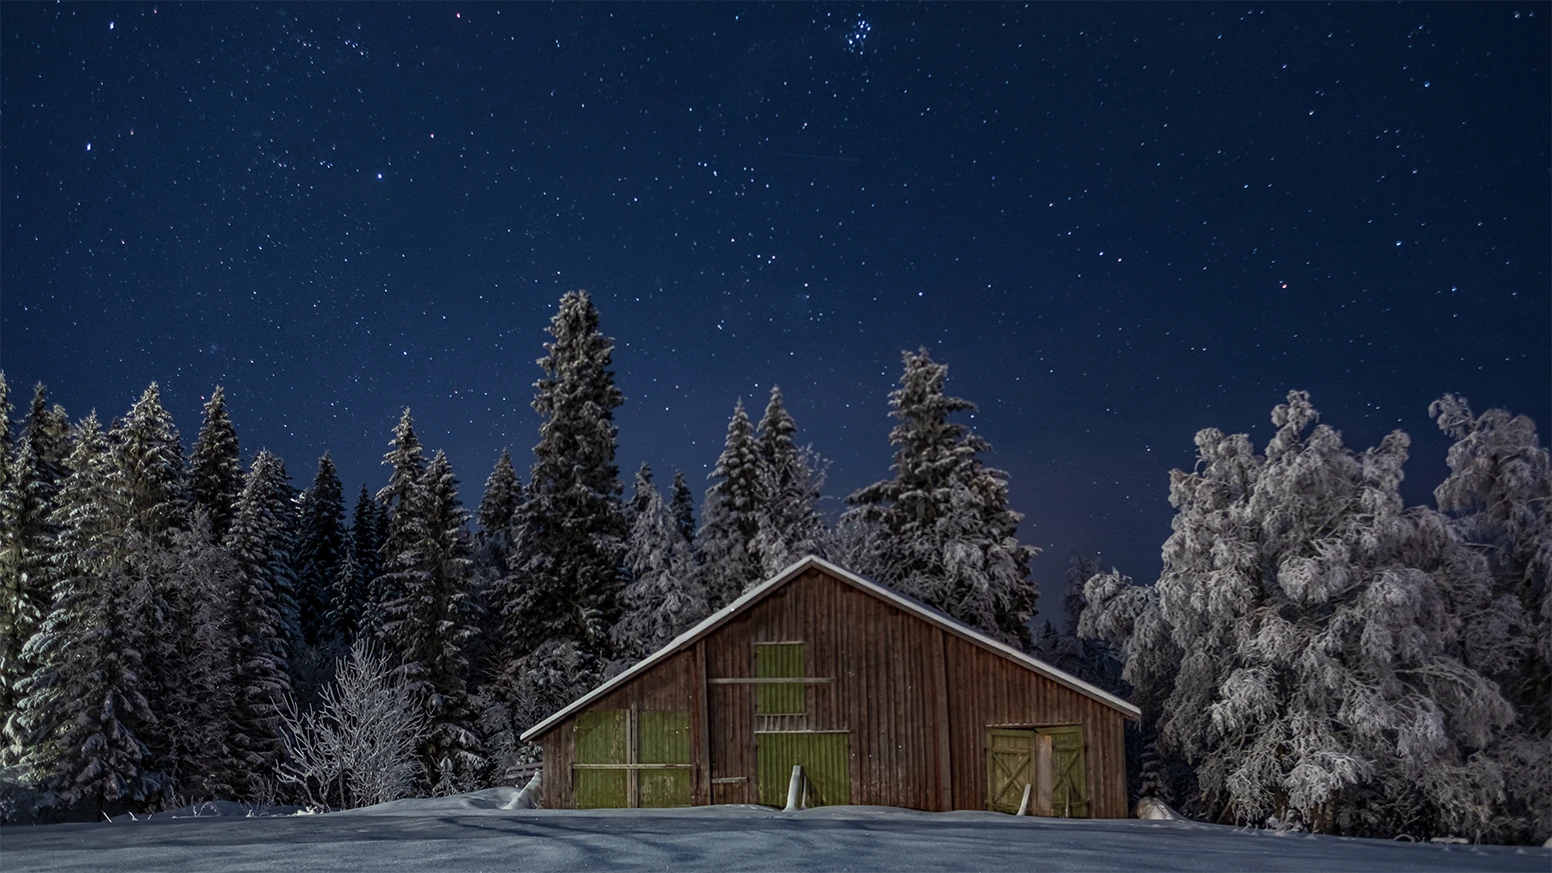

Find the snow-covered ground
[[5, 790, 1546, 873]]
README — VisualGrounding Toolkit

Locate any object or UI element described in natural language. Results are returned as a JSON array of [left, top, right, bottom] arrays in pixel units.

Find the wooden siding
[[540, 566, 1131, 817]]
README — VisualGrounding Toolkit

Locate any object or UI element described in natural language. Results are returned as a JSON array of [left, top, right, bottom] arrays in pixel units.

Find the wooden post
[[1016, 782, 1032, 817], [1034, 733, 1054, 817], [784, 764, 805, 811], [931, 627, 953, 811]]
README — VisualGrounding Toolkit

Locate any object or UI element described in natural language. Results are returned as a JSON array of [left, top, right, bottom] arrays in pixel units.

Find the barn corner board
[[522, 555, 1138, 816]]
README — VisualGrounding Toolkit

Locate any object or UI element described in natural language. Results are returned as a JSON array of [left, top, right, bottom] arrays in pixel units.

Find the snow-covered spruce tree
[[847, 349, 1039, 648], [188, 386, 243, 541], [378, 450, 484, 788], [1033, 553, 1124, 694], [138, 514, 240, 801], [628, 462, 654, 526], [14, 414, 157, 818], [369, 409, 427, 638], [294, 452, 346, 647], [1431, 394, 1551, 842], [612, 474, 705, 662], [474, 448, 520, 579], [108, 383, 194, 799], [330, 485, 384, 642], [498, 290, 627, 672], [0, 389, 71, 764], [669, 470, 696, 545], [752, 386, 827, 577], [695, 401, 763, 610], [222, 450, 298, 799], [825, 510, 890, 581], [0, 373, 11, 493]]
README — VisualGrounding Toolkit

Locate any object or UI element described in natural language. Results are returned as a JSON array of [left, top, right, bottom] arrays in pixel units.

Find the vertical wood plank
[[693, 639, 710, 806], [931, 626, 953, 811]]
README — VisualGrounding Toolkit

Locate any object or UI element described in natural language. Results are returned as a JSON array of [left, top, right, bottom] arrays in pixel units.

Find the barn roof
[[521, 555, 1141, 741]]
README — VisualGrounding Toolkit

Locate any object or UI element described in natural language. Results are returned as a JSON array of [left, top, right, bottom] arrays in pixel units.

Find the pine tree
[[498, 290, 627, 664], [0, 394, 69, 763], [848, 349, 1038, 648], [753, 386, 826, 576], [378, 450, 484, 787], [140, 515, 240, 801], [330, 485, 384, 642], [0, 372, 12, 496], [369, 410, 427, 638], [627, 463, 653, 523], [669, 470, 696, 545], [294, 453, 346, 647], [474, 448, 520, 576], [222, 451, 297, 799], [188, 386, 243, 541], [613, 476, 705, 661], [695, 401, 762, 609], [15, 414, 156, 816], [110, 383, 189, 545]]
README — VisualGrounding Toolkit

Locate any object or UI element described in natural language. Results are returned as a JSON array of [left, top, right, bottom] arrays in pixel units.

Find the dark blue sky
[[3, 3, 1548, 619]]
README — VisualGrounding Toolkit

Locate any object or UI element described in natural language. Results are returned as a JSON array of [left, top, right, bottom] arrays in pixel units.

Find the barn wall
[[537, 566, 1132, 817]]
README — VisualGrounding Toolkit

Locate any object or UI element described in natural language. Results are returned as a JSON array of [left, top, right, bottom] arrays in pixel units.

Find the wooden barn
[[520, 556, 1141, 816]]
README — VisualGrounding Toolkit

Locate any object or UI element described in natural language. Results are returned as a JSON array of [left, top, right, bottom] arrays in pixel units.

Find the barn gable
[[522, 555, 1138, 746]]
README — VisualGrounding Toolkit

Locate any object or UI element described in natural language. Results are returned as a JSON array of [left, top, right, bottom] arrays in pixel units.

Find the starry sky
[[3, 3, 1548, 621]]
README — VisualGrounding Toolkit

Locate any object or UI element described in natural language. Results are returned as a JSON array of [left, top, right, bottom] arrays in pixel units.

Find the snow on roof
[[521, 555, 1141, 742]]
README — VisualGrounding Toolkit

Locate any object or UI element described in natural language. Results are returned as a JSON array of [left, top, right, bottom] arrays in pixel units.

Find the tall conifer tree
[[753, 386, 826, 576], [222, 451, 296, 798], [848, 350, 1038, 647], [695, 401, 762, 609], [188, 386, 243, 541], [294, 452, 346, 646], [379, 450, 484, 786], [15, 414, 156, 815], [669, 470, 696, 545], [499, 290, 627, 663], [370, 410, 427, 637]]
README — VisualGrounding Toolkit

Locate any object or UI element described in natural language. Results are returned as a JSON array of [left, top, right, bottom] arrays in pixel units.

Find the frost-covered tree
[[1083, 392, 1519, 838], [1033, 553, 1123, 694], [0, 373, 11, 492], [753, 386, 826, 576], [695, 401, 763, 609], [848, 349, 1038, 648], [278, 639, 429, 810], [14, 414, 157, 817], [1431, 394, 1551, 842], [294, 453, 346, 647], [223, 450, 298, 799], [628, 462, 654, 525], [378, 450, 484, 787], [498, 290, 627, 670], [188, 386, 243, 541], [669, 470, 696, 545], [613, 476, 704, 661]]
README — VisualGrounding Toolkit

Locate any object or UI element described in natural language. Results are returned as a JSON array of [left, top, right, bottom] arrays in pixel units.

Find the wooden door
[[639, 710, 692, 807], [1041, 725, 1089, 818], [985, 729, 1035, 814], [574, 710, 627, 808], [756, 731, 850, 807]]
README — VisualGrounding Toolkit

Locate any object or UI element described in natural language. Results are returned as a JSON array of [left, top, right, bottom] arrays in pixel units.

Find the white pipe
[[784, 765, 805, 811]]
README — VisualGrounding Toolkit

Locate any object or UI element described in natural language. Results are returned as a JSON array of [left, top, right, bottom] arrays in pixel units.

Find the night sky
[[3, 3, 1548, 622]]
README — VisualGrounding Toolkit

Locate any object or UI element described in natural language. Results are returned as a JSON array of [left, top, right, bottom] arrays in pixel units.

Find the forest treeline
[[0, 290, 1545, 845], [0, 291, 1035, 822]]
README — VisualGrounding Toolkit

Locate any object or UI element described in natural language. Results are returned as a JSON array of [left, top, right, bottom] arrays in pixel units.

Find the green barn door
[[1043, 725, 1089, 818], [638, 710, 692, 808], [985, 729, 1036, 814], [756, 732, 850, 807], [574, 710, 627, 808]]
